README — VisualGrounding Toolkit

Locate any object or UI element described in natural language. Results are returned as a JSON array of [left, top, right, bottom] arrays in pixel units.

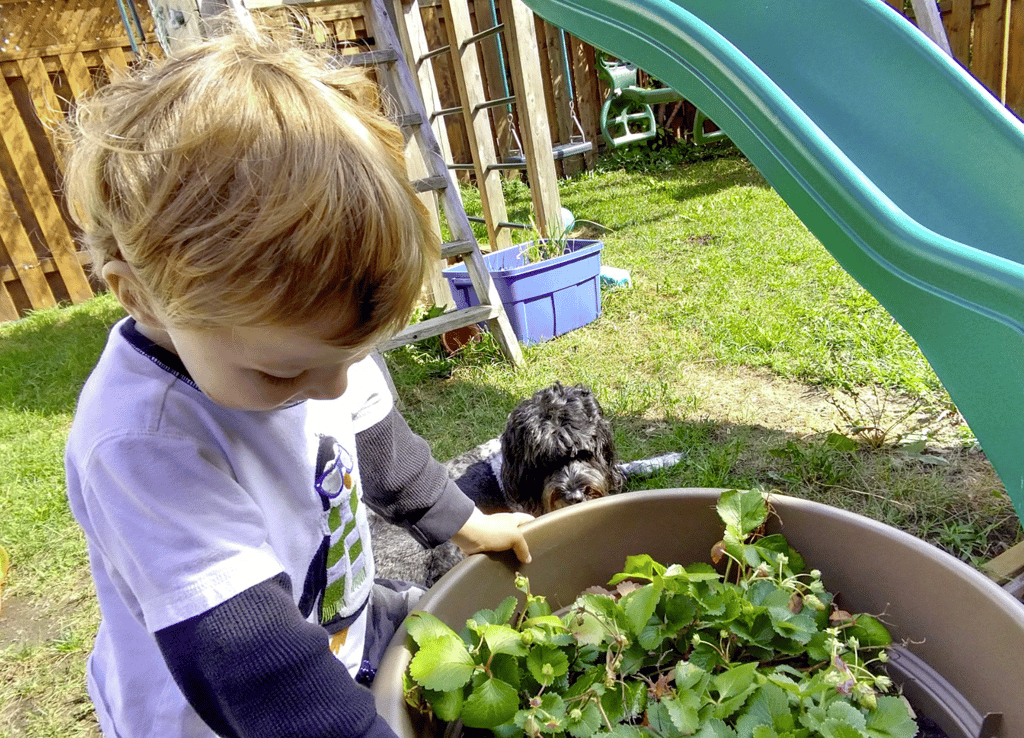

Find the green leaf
[[527, 645, 569, 685], [662, 592, 698, 630], [460, 676, 520, 729], [674, 660, 710, 692], [735, 682, 793, 735], [569, 610, 608, 646], [752, 534, 806, 574], [406, 611, 463, 649], [491, 722, 526, 738], [527, 596, 553, 618], [523, 614, 574, 647], [618, 553, 668, 581], [472, 596, 520, 627], [822, 726, 864, 738], [408, 640, 476, 691], [597, 724, 648, 738], [824, 701, 867, 731], [624, 581, 663, 637], [620, 679, 648, 720], [423, 687, 464, 723], [661, 692, 702, 735], [864, 696, 918, 738], [710, 662, 759, 719], [844, 615, 892, 648], [600, 683, 626, 724], [480, 623, 529, 657], [825, 432, 859, 452], [567, 702, 604, 737], [637, 619, 670, 653], [645, 700, 678, 737], [490, 653, 522, 690], [533, 693, 568, 733], [693, 718, 739, 738], [716, 489, 768, 539]]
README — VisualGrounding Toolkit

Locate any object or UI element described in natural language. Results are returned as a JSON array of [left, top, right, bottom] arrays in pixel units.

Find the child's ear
[[101, 260, 165, 328]]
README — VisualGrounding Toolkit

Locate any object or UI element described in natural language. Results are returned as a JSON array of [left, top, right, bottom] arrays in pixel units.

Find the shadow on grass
[[0, 297, 125, 416], [384, 344, 1020, 569]]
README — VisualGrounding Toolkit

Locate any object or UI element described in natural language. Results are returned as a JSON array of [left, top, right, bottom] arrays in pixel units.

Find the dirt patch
[[672, 361, 970, 447], [0, 595, 53, 650]]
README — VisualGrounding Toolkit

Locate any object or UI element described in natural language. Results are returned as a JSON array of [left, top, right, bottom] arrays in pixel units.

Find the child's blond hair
[[63, 21, 436, 347]]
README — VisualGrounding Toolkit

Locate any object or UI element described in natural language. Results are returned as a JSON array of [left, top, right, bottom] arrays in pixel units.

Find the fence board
[[0, 280, 18, 321], [0, 78, 93, 303], [1010, 0, 1024, 112], [570, 34, 599, 169], [973, 0, 1007, 97], [945, 0, 973, 65], [16, 57, 65, 173], [58, 52, 97, 100], [0, 106, 57, 312], [99, 46, 131, 80]]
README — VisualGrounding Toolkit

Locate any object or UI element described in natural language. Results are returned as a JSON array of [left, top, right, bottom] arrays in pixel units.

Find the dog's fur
[[372, 383, 624, 586], [499, 382, 624, 514]]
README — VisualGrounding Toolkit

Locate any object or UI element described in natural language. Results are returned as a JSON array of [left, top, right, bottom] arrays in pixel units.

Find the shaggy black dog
[[372, 383, 628, 586], [497, 382, 625, 515]]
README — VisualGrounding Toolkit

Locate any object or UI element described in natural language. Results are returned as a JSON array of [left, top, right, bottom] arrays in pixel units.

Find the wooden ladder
[[395, 0, 565, 250], [356, 0, 523, 363]]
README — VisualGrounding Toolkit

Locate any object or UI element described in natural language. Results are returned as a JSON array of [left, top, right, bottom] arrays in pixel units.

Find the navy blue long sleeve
[[155, 573, 397, 738]]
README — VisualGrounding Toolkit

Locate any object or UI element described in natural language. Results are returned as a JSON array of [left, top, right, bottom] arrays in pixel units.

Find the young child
[[62, 21, 532, 738]]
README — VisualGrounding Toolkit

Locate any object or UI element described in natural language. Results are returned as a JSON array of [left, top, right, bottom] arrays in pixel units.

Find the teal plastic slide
[[520, 0, 1024, 523]]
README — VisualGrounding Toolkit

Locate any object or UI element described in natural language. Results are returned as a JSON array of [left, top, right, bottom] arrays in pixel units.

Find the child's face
[[161, 319, 372, 412]]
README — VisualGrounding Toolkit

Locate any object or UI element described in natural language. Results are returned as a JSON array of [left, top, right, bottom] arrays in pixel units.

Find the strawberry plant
[[403, 489, 919, 738]]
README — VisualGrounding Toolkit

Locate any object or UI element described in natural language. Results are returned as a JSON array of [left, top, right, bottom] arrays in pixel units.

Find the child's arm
[[449, 507, 533, 563], [156, 572, 399, 738], [356, 405, 477, 545], [354, 357, 531, 562]]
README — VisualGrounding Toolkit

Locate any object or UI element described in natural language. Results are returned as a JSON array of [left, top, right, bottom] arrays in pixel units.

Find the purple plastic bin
[[442, 239, 604, 346]]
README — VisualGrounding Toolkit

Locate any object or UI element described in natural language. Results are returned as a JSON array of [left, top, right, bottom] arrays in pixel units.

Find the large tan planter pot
[[372, 489, 1024, 737]]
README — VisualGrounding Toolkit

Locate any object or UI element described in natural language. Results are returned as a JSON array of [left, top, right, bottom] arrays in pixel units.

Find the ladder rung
[[468, 216, 530, 231], [441, 239, 478, 259], [410, 175, 449, 193], [416, 44, 451, 66], [430, 105, 463, 121], [486, 161, 527, 171], [460, 23, 505, 49], [394, 112, 424, 128], [473, 95, 517, 113], [380, 305, 501, 351], [344, 48, 399, 68]]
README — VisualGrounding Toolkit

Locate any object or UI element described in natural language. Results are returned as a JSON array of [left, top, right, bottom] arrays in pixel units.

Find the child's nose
[[303, 365, 349, 401]]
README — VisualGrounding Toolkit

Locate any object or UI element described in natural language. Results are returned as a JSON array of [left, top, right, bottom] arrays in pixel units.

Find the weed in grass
[[767, 436, 855, 489], [827, 384, 953, 450]]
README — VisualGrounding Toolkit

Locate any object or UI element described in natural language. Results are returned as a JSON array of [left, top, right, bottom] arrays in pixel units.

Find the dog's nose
[[563, 489, 587, 505]]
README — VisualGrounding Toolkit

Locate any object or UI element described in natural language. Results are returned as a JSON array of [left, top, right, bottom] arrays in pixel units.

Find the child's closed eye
[[256, 370, 306, 387]]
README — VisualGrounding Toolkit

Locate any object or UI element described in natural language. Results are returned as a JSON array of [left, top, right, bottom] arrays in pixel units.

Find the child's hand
[[450, 508, 533, 564]]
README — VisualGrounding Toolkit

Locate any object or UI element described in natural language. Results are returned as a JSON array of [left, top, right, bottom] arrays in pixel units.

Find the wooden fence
[[1, 0, 161, 321], [1, 0, 1022, 322], [893, 0, 1024, 113]]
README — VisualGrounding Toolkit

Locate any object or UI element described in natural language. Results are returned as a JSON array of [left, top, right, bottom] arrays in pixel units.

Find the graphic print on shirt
[[298, 435, 375, 629]]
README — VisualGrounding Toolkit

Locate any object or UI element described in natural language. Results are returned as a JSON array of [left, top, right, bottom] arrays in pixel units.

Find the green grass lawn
[[1, 148, 1019, 737]]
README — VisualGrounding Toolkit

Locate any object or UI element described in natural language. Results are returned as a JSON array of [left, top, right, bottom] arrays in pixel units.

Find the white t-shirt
[[65, 319, 393, 737]]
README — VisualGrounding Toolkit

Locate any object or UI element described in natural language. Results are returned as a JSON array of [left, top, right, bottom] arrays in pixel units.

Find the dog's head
[[500, 382, 624, 514], [540, 458, 617, 513]]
